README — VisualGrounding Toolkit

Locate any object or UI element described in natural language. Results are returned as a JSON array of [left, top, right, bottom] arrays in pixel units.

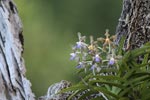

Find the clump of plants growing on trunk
[[62, 30, 150, 100]]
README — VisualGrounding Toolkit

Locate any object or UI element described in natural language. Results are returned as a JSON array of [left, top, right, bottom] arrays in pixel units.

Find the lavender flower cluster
[[70, 30, 121, 75]]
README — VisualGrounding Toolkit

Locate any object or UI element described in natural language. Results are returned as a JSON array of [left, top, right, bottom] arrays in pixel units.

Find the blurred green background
[[14, 0, 122, 98]]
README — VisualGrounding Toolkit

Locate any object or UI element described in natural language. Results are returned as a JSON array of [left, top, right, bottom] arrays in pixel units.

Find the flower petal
[[94, 54, 101, 62], [90, 64, 96, 70], [76, 41, 82, 48], [109, 57, 115, 65], [70, 53, 76, 60]]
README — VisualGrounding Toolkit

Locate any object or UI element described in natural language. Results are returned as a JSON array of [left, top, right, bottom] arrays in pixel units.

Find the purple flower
[[70, 53, 76, 60], [90, 64, 96, 70], [76, 62, 83, 69], [76, 41, 87, 49], [94, 54, 101, 62], [109, 57, 115, 65], [76, 41, 82, 48], [76, 65, 82, 69]]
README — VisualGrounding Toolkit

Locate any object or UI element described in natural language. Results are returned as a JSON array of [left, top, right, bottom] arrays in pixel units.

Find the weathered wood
[[0, 0, 34, 100], [116, 0, 150, 50]]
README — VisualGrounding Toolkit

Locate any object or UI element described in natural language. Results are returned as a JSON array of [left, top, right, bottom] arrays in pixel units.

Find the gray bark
[[0, 0, 34, 100], [116, 0, 150, 50]]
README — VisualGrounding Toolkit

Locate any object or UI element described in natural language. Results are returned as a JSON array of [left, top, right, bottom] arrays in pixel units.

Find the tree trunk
[[116, 0, 150, 50], [0, 0, 34, 100]]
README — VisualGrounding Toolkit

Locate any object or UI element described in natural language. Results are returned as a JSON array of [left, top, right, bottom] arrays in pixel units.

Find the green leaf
[[119, 75, 150, 96], [142, 54, 149, 64], [135, 62, 150, 69], [78, 90, 97, 100], [131, 46, 150, 58], [91, 75, 124, 82], [68, 90, 83, 100], [117, 36, 125, 55], [119, 97, 130, 100], [129, 72, 150, 79], [92, 86, 120, 99], [89, 80, 124, 89], [129, 75, 150, 85], [100, 68, 118, 73], [59, 84, 87, 94], [123, 69, 136, 79], [118, 86, 132, 97]]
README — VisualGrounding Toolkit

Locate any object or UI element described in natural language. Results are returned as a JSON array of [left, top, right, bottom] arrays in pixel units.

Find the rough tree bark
[[0, 0, 34, 100], [116, 0, 150, 50]]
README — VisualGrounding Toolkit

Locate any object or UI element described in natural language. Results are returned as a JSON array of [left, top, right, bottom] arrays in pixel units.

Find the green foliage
[[62, 32, 150, 100]]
